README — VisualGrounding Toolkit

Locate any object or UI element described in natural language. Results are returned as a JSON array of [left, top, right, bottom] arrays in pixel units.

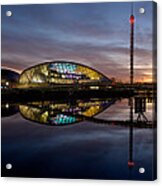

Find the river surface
[[1, 96, 156, 180]]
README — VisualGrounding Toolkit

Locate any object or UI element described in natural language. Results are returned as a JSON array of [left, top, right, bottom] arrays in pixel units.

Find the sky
[[1, 1, 155, 83]]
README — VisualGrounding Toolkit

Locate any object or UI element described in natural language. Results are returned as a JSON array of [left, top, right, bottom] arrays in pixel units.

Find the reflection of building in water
[[128, 96, 152, 169], [19, 61, 111, 88], [135, 97, 148, 122], [19, 99, 113, 125], [147, 97, 153, 104], [1, 69, 19, 89]]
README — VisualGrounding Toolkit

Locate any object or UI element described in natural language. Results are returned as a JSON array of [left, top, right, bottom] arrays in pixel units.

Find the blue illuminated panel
[[49, 63, 77, 74], [49, 114, 76, 125]]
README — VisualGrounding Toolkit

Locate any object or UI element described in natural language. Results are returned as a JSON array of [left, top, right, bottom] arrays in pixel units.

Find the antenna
[[129, 2, 135, 85], [131, 2, 133, 15]]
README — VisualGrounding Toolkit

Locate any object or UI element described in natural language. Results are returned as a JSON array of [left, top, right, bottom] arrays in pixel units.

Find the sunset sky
[[1, 1, 154, 83]]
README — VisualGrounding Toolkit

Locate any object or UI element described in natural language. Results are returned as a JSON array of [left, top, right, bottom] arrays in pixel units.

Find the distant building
[[1, 69, 20, 89], [19, 61, 111, 88]]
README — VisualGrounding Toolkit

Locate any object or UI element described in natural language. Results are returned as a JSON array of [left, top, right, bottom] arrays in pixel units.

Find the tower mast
[[129, 4, 135, 85]]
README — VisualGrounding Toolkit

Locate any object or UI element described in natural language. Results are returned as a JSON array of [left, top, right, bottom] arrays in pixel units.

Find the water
[[1, 96, 156, 180]]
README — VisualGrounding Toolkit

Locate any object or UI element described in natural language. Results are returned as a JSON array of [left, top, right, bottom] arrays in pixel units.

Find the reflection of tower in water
[[128, 97, 135, 169], [128, 97, 148, 170]]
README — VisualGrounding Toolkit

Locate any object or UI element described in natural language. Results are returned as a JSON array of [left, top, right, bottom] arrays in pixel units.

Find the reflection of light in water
[[82, 106, 100, 117], [5, 103, 9, 108], [40, 111, 49, 123], [134, 97, 154, 121], [96, 99, 130, 121], [97, 97, 155, 123], [147, 99, 153, 107], [18, 97, 154, 127], [19, 99, 113, 126], [1, 103, 19, 117], [50, 114, 76, 125], [19, 105, 49, 124]]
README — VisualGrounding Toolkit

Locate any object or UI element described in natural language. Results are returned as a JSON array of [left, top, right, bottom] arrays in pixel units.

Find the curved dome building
[[19, 61, 111, 88]]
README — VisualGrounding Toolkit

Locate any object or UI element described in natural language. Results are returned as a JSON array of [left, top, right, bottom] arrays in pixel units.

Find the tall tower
[[128, 5, 135, 171], [129, 14, 135, 85]]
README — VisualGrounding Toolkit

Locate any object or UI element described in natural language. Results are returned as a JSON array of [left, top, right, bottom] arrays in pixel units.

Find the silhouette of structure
[[1, 69, 19, 89], [135, 97, 148, 122]]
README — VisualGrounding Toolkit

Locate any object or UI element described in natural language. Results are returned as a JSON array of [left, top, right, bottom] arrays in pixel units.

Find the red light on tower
[[129, 15, 135, 24]]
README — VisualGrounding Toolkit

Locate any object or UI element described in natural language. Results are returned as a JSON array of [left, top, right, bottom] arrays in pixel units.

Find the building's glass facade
[[19, 61, 110, 87]]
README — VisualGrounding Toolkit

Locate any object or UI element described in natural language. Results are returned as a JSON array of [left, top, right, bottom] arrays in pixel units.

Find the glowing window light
[[90, 86, 99, 90], [50, 63, 78, 74]]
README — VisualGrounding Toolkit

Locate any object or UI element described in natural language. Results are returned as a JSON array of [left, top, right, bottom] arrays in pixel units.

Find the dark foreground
[[2, 88, 135, 102], [1, 96, 156, 180]]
